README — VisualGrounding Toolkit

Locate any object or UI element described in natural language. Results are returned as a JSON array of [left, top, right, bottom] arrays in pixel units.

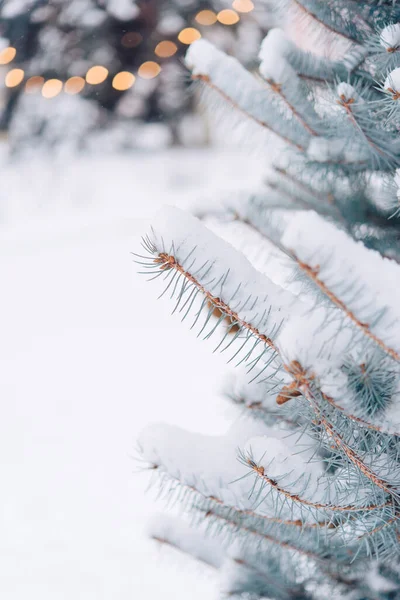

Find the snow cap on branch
[[384, 67, 400, 96], [380, 23, 400, 52]]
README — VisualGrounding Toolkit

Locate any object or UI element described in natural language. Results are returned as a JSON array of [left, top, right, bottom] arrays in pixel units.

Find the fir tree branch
[[204, 509, 340, 564], [243, 453, 390, 513], [146, 243, 396, 498], [232, 210, 400, 363], [192, 74, 306, 151], [153, 252, 277, 350], [292, 0, 368, 44], [150, 462, 330, 530], [260, 77, 319, 137], [290, 249, 400, 363]]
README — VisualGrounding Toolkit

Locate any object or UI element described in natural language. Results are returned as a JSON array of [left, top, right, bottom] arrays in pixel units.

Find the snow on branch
[[258, 28, 350, 83], [258, 30, 321, 137], [282, 211, 400, 363], [185, 39, 311, 151], [290, 0, 372, 45], [136, 206, 302, 377]]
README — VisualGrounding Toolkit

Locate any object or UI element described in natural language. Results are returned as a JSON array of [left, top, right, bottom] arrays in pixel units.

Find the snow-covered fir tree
[[137, 1, 400, 598]]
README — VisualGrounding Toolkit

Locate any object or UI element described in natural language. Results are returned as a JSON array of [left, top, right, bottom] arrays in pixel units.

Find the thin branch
[[205, 509, 338, 562], [154, 252, 276, 349], [260, 77, 319, 137], [292, 0, 364, 44], [290, 248, 400, 363], [192, 74, 306, 151], [246, 457, 389, 513], [151, 463, 327, 529]]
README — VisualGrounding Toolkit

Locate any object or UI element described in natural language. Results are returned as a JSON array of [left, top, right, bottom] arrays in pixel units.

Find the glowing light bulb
[[86, 66, 108, 85], [42, 79, 63, 98], [65, 76, 85, 95], [195, 10, 217, 26], [25, 76, 44, 93], [0, 46, 16, 65], [217, 9, 240, 25], [178, 27, 201, 45], [5, 68, 24, 88], [155, 41, 178, 58], [232, 0, 254, 13], [112, 71, 135, 90], [138, 61, 161, 79]]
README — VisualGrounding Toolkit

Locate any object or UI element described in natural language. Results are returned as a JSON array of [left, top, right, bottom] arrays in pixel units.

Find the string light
[[25, 76, 44, 93], [195, 10, 217, 25], [232, 0, 254, 13], [138, 61, 161, 79], [112, 71, 135, 90], [155, 41, 178, 58], [178, 27, 201, 45], [217, 9, 240, 25], [65, 76, 85, 95], [42, 79, 63, 98], [5, 68, 24, 88], [86, 65, 108, 85], [121, 32, 142, 48], [0, 46, 16, 65], [2, 3, 254, 98]]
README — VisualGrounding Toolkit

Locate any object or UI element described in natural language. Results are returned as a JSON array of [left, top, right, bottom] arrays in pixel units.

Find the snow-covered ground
[[0, 148, 265, 600]]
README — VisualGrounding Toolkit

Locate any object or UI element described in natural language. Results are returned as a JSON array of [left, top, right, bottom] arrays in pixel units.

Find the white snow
[[380, 23, 400, 51], [258, 29, 295, 84], [336, 82, 363, 103], [384, 67, 400, 93], [0, 148, 266, 600], [282, 211, 400, 356], [149, 205, 300, 343]]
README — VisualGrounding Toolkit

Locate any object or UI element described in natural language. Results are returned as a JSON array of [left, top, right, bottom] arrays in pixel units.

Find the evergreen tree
[[137, 1, 400, 598]]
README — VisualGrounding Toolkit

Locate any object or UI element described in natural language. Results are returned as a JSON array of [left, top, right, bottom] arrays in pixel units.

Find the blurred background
[[0, 1, 270, 599]]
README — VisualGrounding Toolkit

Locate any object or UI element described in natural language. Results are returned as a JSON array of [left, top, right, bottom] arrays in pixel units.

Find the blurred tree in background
[[0, 0, 270, 154]]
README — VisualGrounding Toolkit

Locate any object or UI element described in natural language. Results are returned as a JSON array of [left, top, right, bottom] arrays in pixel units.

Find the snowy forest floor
[[0, 148, 265, 600]]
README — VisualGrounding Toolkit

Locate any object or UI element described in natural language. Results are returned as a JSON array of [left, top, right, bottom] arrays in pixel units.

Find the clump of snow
[[380, 23, 400, 51], [149, 206, 301, 346], [282, 211, 400, 356], [139, 419, 326, 521], [185, 39, 220, 77], [384, 67, 400, 93], [258, 29, 295, 84], [336, 82, 363, 103]]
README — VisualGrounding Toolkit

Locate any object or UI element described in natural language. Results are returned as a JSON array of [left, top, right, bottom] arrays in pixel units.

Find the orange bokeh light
[[155, 41, 178, 58], [195, 10, 217, 26], [65, 76, 85, 95], [138, 61, 161, 79], [178, 27, 202, 45], [5, 68, 24, 88], [112, 71, 135, 90], [42, 79, 63, 98], [217, 9, 240, 25], [0, 46, 16, 65], [25, 76, 44, 93], [86, 66, 108, 85]]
